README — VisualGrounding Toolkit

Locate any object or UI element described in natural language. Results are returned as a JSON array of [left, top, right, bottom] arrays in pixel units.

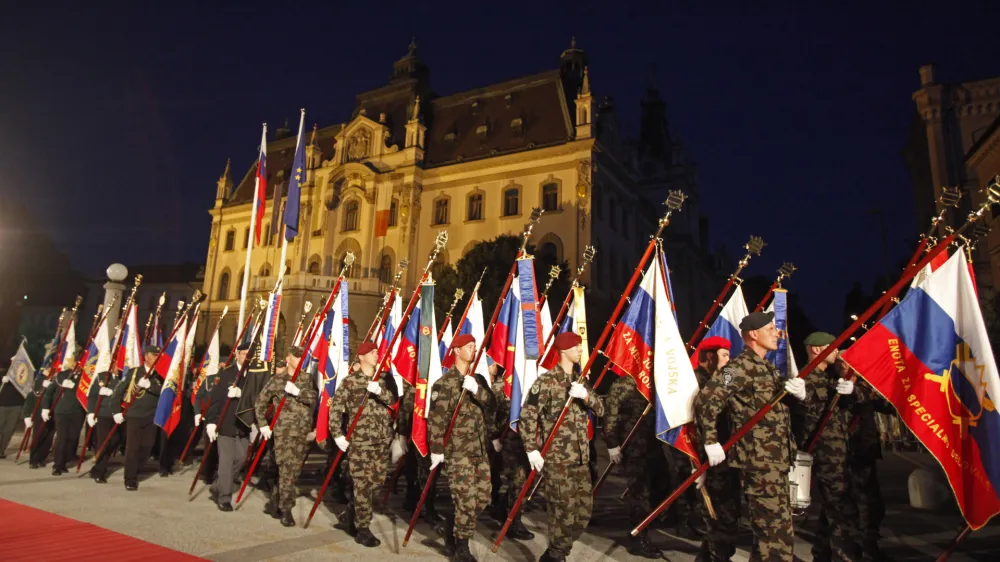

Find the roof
[[124, 263, 204, 284], [966, 113, 1000, 161], [226, 127, 338, 206]]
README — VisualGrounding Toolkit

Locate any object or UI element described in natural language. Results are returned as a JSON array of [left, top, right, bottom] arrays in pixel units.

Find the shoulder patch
[[431, 391, 439, 401], [531, 384, 540, 395], [724, 372, 732, 386]]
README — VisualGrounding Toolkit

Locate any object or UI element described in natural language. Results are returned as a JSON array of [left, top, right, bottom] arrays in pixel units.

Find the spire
[[391, 37, 429, 84], [215, 158, 233, 202], [410, 95, 421, 122], [309, 123, 318, 147], [580, 66, 591, 96], [220, 158, 231, 182], [408, 37, 417, 55]]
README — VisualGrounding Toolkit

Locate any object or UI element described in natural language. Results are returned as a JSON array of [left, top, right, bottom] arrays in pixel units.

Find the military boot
[[538, 549, 566, 562], [436, 515, 456, 556], [628, 531, 662, 559], [280, 510, 296, 527], [489, 494, 508, 524], [423, 492, 445, 525], [507, 513, 534, 540], [354, 527, 381, 548], [334, 505, 357, 536], [451, 537, 476, 562], [263, 501, 280, 519]]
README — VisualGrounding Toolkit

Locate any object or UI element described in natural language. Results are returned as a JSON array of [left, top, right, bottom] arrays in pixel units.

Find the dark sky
[[2, 1, 998, 329]]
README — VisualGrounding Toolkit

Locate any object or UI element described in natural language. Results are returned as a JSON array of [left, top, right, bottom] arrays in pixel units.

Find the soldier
[[692, 336, 740, 562], [0, 367, 26, 458], [428, 333, 497, 560], [697, 311, 808, 562], [795, 332, 860, 561], [603, 371, 665, 558], [111, 346, 164, 491], [25, 356, 64, 468], [43, 351, 85, 475], [204, 342, 255, 511], [489, 365, 534, 541], [86, 369, 126, 483], [399, 380, 443, 525], [255, 347, 318, 527], [329, 341, 399, 548], [520, 331, 604, 562], [847, 369, 894, 562]]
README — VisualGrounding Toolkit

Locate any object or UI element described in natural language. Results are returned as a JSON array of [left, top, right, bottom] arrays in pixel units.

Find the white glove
[[836, 378, 854, 395], [306, 431, 316, 442], [206, 423, 218, 442], [430, 453, 445, 470], [99, 386, 113, 397], [569, 382, 588, 400], [462, 376, 479, 394], [227, 386, 241, 398], [705, 442, 726, 467], [86, 413, 97, 427], [334, 435, 350, 452], [42, 380, 52, 388], [113, 413, 125, 425], [784, 378, 806, 401], [284, 381, 300, 396], [137, 377, 151, 390], [693, 468, 706, 490], [61, 378, 75, 389], [366, 381, 382, 396], [390, 435, 408, 464], [41, 409, 51, 422], [608, 446, 622, 464], [492, 439, 503, 453], [1, 375, 8, 383], [23, 417, 32, 429], [194, 414, 202, 426], [259, 425, 272, 440], [527, 450, 545, 472]]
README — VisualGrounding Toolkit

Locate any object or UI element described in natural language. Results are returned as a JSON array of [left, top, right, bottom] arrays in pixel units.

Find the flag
[[690, 286, 748, 369], [842, 251, 1000, 530], [393, 300, 422, 386], [254, 126, 268, 245], [446, 292, 491, 383], [508, 258, 542, 431], [77, 314, 111, 409], [412, 283, 439, 456], [380, 292, 405, 395], [53, 317, 77, 374], [283, 112, 306, 242], [487, 287, 519, 396], [6, 341, 35, 398], [652, 249, 701, 459], [604, 262, 657, 401], [184, 313, 199, 374], [374, 210, 390, 238], [764, 289, 798, 379], [438, 320, 453, 365], [116, 303, 141, 375], [316, 281, 349, 443], [260, 287, 282, 362], [540, 287, 589, 371], [191, 319, 221, 405], [154, 315, 189, 436], [150, 310, 163, 349], [270, 181, 285, 239], [910, 248, 949, 289]]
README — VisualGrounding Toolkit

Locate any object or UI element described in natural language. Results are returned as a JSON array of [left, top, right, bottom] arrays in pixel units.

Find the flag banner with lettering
[[842, 251, 1000, 530], [604, 262, 656, 401], [7, 341, 35, 398], [412, 284, 439, 456], [77, 314, 111, 409], [154, 315, 188, 436], [764, 289, 798, 379], [508, 259, 542, 431], [690, 285, 748, 369], [316, 281, 349, 443], [191, 318, 220, 405], [254, 126, 268, 245]]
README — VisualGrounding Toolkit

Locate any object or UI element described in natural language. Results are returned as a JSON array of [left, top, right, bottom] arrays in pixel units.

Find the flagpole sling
[[178, 305, 235, 465], [17, 303, 73, 461], [303, 232, 449, 528], [235, 256, 356, 504], [537, 246, 596, 364], [687, 236, 765, 351], [493, 193, 686, 552], [753, 263, 796, 312], [630, 183, 1000, 536]]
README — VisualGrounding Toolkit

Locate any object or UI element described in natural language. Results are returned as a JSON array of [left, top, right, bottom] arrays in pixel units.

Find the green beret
[[739, 311, 774, 332], [804, 332, 836, 347]]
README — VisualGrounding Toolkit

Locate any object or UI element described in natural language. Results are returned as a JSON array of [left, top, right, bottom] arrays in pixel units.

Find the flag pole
[[304, 232, 449, 528], [537, 246, 596, 365], [591, 403, 652, 496], [753, 262, 797, 312], [437, 289, 465, 340], [291, 301, 314, 346], [630, 181, 1000, 537], [178, 306, 230, 465], [686, 236, 765, 351], [492, 193, 686, 552], [239, 124, 267, 332], [537, 265, 561, 308], [935, 525, 972, 562]]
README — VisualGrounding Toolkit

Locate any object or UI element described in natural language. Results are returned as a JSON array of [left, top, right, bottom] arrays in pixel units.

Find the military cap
[[803, 332, 836, 347], [236, 342, 251, 351], [357, 341, 378, 356], [738, 311, 774, 332], [287, 345, 304, 358], [450, 333, 476, 349], [144, 345, 161, 355], [699, 336, 731, 351], [554, 331, 582, 351]]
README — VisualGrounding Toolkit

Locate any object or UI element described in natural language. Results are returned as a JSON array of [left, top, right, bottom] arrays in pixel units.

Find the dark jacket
[[87, 371, 125, 418], [205, 363, 251, 438], [42, 369, 85, 416], [111, 366, 164, 421]]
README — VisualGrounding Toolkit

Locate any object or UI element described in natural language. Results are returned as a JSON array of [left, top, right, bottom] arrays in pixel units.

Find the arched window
[[379, 254, 393, 283], [539, 242, 558, 263], [503, 188, 519, 217], [542, 183, 559, 212], [307, 260, 320, 275], [343, 200, 360, 232], [389, 199, 399, 227], [236, 267, 245, 297], [217, 271, 230, 300], [433, 198, 450, 225], [224, 230, 235, 252], [262, 223, 271, 246], [259, 263, 272, 277], [243, 227, 250, 249], [467, 193, 483, 221]]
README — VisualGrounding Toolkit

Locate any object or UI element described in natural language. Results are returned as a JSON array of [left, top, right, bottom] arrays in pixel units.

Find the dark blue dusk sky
[[2, 1, 998, 329]]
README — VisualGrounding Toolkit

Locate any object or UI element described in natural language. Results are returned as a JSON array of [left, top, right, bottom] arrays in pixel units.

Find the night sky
[[2, 1, 998, 329]]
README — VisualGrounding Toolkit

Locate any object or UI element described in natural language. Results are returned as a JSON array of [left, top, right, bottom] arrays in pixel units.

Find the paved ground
[[0, 431, 997, 561]]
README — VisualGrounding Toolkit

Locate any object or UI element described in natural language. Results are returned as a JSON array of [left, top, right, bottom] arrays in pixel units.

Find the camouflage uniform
[[429, 367, 496, 540], [796, 366, 859, 561], [254, 370, 317, 513], [520, 364, 604, 559], [328, 369, 398, 530], [848, 380, 891, 560], [697, 347, 796, 562], [693, 365, 741, 562], [492, 374, 530, 511]]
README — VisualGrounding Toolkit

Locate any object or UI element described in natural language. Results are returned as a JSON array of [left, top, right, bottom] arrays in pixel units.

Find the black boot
[[423, 494, 445, 525], [280, 510, 295, 527], [334, 505, 357, 536], [436, 515, 456, 556], [489, 494, 508, 524], [626, 531, 661, 559], [507, 514, 534, 540], [539, 549, 566, 562], [263, 501, 280, 519], [354, 527, 380, 548], [451, 537, 476, 562]]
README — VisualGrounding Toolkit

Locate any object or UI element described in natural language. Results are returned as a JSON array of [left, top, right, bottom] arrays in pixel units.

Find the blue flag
[[283, 111, 306, 242]]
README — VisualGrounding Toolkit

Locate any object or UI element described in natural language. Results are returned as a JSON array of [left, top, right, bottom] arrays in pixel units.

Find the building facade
[[200, 40, 723, 354]]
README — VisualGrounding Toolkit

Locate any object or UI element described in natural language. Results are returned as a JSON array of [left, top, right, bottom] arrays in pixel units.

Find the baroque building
[[200, 40, 723, 353]]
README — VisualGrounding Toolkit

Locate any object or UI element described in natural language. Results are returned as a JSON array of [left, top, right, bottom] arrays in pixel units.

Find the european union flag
[[283, 109, 306, 242]]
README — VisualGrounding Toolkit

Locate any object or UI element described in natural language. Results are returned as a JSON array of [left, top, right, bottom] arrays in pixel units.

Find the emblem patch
[[431, 391, 439, 401], [724, 373, 732, 386], [530, 385, 539, 395]]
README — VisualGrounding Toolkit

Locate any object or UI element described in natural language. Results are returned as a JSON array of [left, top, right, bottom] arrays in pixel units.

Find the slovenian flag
[[842, 250, 1000, 530], [508, 258, 542, 430], [116, 303, 141, 375], [540, 287, 589, 371], [154, 314, 188, 436], [77, 313, 111, 409], [690, 285, 748, 369], [438, 320, 453, 366], [254, 125, 268, 245], [489, 287, 519, 398], [191, 318, 220, 405], [447, 293, 491, 383], [604, 265, 656, 401], [53, 316, 77, 375], [315, 281, 349, 443]]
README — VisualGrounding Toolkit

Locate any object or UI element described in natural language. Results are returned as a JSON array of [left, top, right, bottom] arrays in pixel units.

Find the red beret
[[450, 333, 476, 349], [699, 336, 731, 352], [554, 331, 582, 351], [357, 342, 378, 356]]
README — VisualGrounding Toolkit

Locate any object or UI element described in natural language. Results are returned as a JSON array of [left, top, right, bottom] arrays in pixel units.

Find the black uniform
[[87, 371, 125, 481], [111, 365, 164, 488], [25, 377, 55, 467], [43, 369, 85, 473]]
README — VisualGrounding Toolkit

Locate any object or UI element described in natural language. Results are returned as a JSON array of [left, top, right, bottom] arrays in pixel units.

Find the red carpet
[[0, 498, 204, 561]]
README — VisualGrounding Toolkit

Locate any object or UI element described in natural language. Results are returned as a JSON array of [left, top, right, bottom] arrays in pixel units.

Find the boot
[[333, 505, 357, 536], [263, 501, 280, 519], [489, 495, 508, 524], [436, 515, 456, 556], [354, 527, 381, 548], [280, 510, 296, 527], [451, 537, 476, 562], [626, 532, 661, 559], [539, 549, 566, 562], [507, 514, 534, 540], [423, 494, 445, 525]]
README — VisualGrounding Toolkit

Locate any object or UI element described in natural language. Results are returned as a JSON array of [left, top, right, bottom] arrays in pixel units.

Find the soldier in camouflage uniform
[[795, 333, 861, 561], [428, 333, 497, 561], [520, 331, 604, 562], [697, 311, 808, 562], [692, 336, 740, 562], [86, 369, 126, 483], [603, 372, 664, 558], [329, 341, 399, 548], [489, 365, 534, 541], [847, 373, 893, 561], [255, 347, 317, 527]]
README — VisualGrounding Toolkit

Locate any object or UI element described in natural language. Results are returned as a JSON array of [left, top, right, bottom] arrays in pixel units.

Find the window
[[217, 271, 230, 300], [468, 193, 483, 221], [343, 200, 359, 232], [307, 260, 320, 275], [389, 199, 398, 227], [236, 268, 245, 296], [379, 254, 393, 283], [243, 227, 250, 249], [542, 183, 559, 212], [503, 188, 519, 217], [224, 230, 235, 251], [433, 198, 449, 225], [260, 263, 271, 277], [262, 223, 271, 246]]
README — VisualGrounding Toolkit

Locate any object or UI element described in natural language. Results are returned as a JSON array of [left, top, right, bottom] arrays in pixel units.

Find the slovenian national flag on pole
[[53, 316, 77, 375], [260, 285, 282, 363], [765, 289, 798, 379], [604, 264, 656, 401], [154, 315, 188, 436], [508, 258, 542, 431], [447, 293, 491, 384], [393, 299, 422, 386], [77, 313, 111, 409], [438, 320, 453, 365], [690, 285, 749, 369], [489, 287, 519, 398], [254, 126, 268, 245], [191, 319, 220, 405], [116, 303, 141, 376], [539, 289, 585, 371], [380, 291, 405, 396], [283, 111, 306, 243], [411, 283, 439, 456], [842, 250, 1000, 530], [316, 281, 349, 443]]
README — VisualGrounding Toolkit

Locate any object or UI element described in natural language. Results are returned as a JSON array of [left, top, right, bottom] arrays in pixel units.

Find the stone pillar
[[103, 263, 128, 331]]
